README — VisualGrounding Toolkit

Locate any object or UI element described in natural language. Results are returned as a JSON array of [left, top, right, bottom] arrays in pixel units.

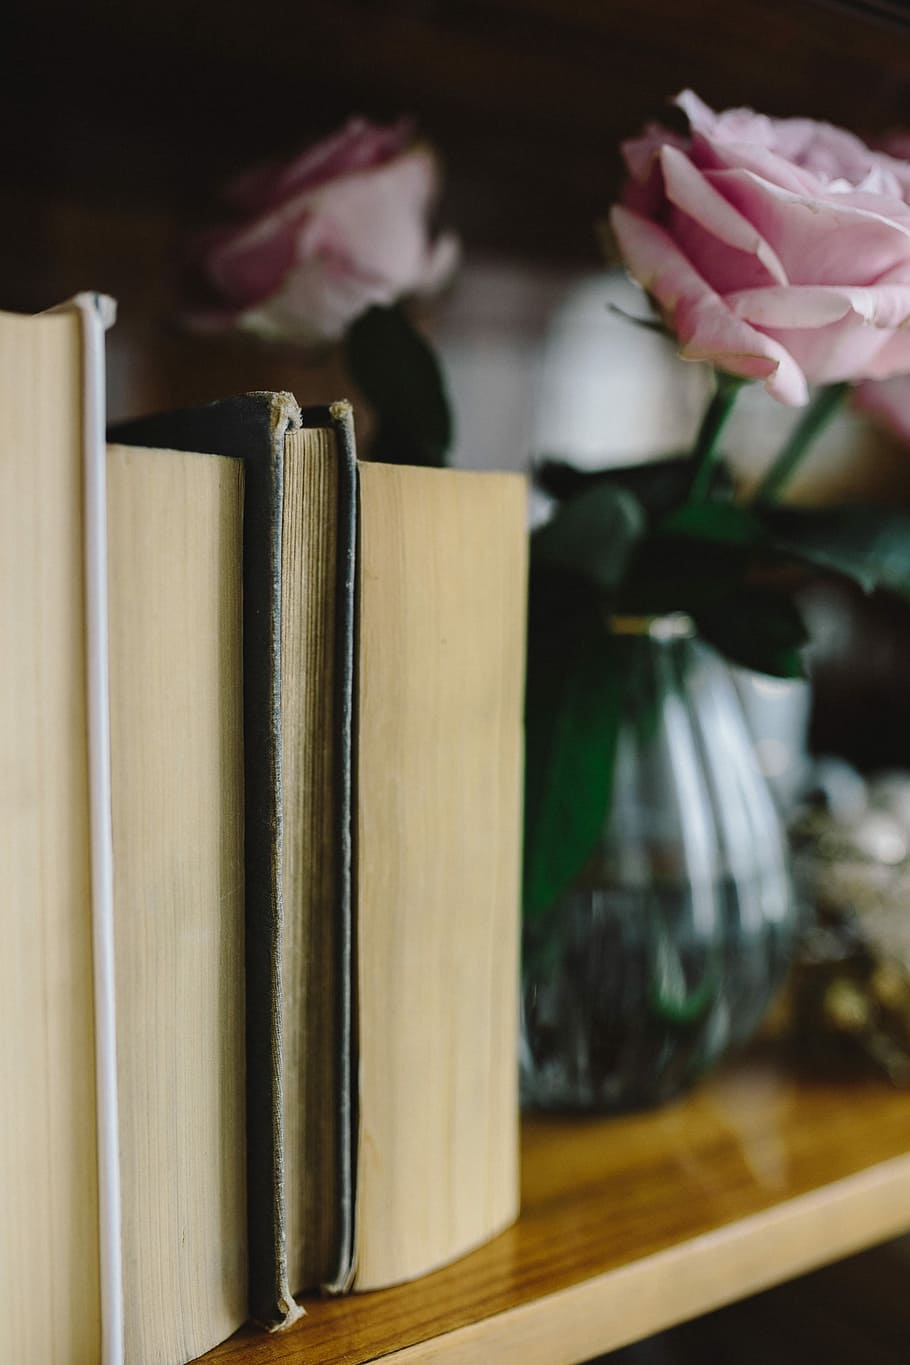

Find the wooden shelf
[[198, 1049, 910, 1364]]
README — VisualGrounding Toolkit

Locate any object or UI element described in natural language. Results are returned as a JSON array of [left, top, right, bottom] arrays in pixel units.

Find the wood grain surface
[[197, 1050, 910, 1364]]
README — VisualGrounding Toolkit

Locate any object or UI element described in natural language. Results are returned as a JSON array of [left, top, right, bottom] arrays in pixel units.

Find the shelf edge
[[371, 1151, 910, 1365]]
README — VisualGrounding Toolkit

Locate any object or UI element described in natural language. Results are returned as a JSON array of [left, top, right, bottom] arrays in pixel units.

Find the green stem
[[687, 373, 745, 502], [753, 382, 848, 505]]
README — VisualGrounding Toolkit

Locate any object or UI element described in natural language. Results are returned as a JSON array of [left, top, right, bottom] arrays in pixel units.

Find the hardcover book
[[1, 297, 116, 1365], [106, 439, 247, 1364], [1, 302, 248, 1365]]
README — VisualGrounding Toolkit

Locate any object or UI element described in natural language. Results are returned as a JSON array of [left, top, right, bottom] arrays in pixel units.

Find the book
[[349, 454, 526, 1294], [112, 393, 316, 1327], [114, 395, 528, 1325], [1, 300, 248, 1365], [1, 296, 118, 1364], [105, 439, 247, 1364]]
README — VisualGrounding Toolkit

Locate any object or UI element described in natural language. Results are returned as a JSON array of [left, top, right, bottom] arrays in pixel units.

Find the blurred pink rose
[[610, 92, 910, 406], [187, 118, 459, 343]]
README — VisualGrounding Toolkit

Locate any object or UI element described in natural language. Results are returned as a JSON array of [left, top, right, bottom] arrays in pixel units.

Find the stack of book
[[0, 298, 528, 1364]]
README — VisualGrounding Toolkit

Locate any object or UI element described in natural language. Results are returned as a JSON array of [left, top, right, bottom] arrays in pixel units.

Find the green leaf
[[694, 588, 809, 678], [660, 502, 765, 547], [531, 483, 646, 593], [613, 532, 751, 618], [535, 454, 735, 519], [760, 504, 910, 599], [523, 587, 621, 921], [344, 304, 453, 467]]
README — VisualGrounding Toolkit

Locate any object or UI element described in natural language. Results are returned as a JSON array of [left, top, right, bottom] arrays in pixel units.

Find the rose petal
[[298, 148, 447, 295], [678, 92, 890, 195], [666, 205, 784, 296], [759, 117, 874, 184], [729, 282, 910, 383], [874, 136, 910, 198], [756, 318, 898, 384], [852, 327, 910, 380], [659, 145, 788, 287], [692, 133, 823, 197], [709, 169, 910, 286], [620, 123, 689, 217], [622, 123, 688, 185], [674, 89, 719, 136], [610, 205, 808, 404], [226, 117, 414, 212], [205, 211, 305, 307], [727, 283, 910, 329]]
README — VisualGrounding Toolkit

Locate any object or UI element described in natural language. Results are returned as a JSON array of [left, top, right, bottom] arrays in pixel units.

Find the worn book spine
[[300, 403, 358, 1300]]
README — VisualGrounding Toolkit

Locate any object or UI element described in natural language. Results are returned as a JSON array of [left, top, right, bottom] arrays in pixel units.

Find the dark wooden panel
[[623, 1235, 910, 1365], [4, 0, 910, 260]]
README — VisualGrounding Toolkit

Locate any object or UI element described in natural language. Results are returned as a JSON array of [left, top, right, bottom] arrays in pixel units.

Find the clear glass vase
[[520, 615, 797, 1113]]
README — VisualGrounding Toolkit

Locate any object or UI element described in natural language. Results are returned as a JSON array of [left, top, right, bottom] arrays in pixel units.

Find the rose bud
[[185, 117, 458, 345]]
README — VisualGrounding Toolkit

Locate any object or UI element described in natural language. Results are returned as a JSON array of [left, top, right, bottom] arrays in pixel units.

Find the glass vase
[[520, 614, 797, 1113]]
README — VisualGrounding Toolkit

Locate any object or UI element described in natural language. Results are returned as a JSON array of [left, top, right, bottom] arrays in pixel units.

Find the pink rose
[[610, 92, 910, 406], [187, 118, 459, 343]]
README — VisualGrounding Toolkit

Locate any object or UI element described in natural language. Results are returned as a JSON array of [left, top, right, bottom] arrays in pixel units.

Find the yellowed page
[[280, 428, 341, 1294], [0, 310, 101, 1361], [107, 445, 246, 1363], [354, 463, 527, 1289]]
